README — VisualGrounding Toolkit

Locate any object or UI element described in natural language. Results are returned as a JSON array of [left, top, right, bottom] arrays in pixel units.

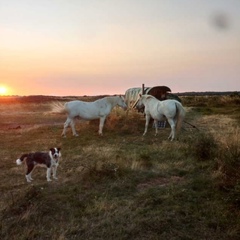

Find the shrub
[[131, 150, 153, 171], [191, 132, 218, 161], [213, 133, 240, 208], [215, 137, 240, 188]]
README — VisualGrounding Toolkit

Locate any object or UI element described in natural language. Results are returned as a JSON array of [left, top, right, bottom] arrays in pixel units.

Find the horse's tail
[[16, 154, 29, 165], [49, 101, 67, 114], [175, 101, 186, 132]]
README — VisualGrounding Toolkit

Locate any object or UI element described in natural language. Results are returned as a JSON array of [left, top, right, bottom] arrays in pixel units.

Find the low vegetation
[[0, 94, 240, 239]]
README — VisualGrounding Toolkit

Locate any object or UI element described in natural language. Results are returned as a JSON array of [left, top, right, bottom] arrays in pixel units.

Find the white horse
[[54, 95, 127, 137], [133, 94, 185, 141]]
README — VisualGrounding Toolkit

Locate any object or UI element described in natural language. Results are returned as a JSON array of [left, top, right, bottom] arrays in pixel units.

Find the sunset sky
[[0, 0, 240, 96]]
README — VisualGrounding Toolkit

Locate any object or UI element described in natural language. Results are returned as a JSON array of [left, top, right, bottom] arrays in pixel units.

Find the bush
[[191, 132, 218, 161], [215, 139, 240, 188]]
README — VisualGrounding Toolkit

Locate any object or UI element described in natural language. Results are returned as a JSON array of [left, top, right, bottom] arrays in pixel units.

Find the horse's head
[[117, 95, 127, 110], [132, 94, 145, 112]]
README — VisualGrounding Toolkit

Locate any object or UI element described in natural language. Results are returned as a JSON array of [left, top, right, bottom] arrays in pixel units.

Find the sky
[[0, 0, 240, 96]]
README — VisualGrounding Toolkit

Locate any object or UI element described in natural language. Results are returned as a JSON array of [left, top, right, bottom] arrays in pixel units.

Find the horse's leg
[[98, 116, 106, 135], [143, 114, 151, 136], [154, 119, 159, 136], [167, 118, 176, 141], [62, 117, 71, 137], [70, 119, 79, 136]]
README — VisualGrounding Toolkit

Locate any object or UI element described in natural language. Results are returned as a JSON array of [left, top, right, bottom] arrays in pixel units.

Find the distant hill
[[0, 92, 239, 104], [175, 91, 240, 96], [0, 95, 108, 104]]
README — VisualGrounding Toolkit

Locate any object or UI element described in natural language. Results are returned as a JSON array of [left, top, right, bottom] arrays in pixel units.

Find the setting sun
[[0, 86, 8, 95]]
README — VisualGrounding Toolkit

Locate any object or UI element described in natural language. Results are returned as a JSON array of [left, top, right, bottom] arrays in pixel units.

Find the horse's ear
[[146, 95, 152, 99]]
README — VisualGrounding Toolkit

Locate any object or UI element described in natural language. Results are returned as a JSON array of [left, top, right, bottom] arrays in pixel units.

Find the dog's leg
[[25, 164, 34, 182], [52, 166, 58, 179], [28, 172, 33, 181], [26, 174, 33, 182], [25, 174, 32, 182], [46, 168, 52, 181]]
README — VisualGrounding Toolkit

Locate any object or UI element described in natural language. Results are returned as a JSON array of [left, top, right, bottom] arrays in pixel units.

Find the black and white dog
[[16, 148, 61, 182]]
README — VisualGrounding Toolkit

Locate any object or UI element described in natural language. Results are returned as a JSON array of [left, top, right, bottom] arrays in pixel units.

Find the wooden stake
[[142, 84, 144, 94]]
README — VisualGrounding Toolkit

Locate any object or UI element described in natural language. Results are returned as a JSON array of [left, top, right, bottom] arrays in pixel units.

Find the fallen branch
[[184, 120, 200, 130]]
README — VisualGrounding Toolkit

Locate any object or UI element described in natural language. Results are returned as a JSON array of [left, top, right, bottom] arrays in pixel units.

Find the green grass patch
[[1, 95, 240, 239]]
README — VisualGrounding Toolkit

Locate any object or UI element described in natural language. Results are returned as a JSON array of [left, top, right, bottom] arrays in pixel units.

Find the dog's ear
[[49, 148, 54, 152], [57, 147, 61, 151]]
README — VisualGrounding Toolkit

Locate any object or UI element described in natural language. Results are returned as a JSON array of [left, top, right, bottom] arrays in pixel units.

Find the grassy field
[[0, 94, 240, 240]]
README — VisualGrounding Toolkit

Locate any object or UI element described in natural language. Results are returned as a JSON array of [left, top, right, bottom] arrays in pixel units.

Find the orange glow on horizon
[[0, 86, 9, 95]]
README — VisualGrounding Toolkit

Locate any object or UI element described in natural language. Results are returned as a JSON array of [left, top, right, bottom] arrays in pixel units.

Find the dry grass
[[1, 95, 240, 239]]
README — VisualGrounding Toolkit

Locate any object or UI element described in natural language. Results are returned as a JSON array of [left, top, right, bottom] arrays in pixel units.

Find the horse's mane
[[143, 94, 156, 100], [105, 96, 121, 105]]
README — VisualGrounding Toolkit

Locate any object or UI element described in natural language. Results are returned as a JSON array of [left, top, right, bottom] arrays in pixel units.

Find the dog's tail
[[16, 154, 29, 165]]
